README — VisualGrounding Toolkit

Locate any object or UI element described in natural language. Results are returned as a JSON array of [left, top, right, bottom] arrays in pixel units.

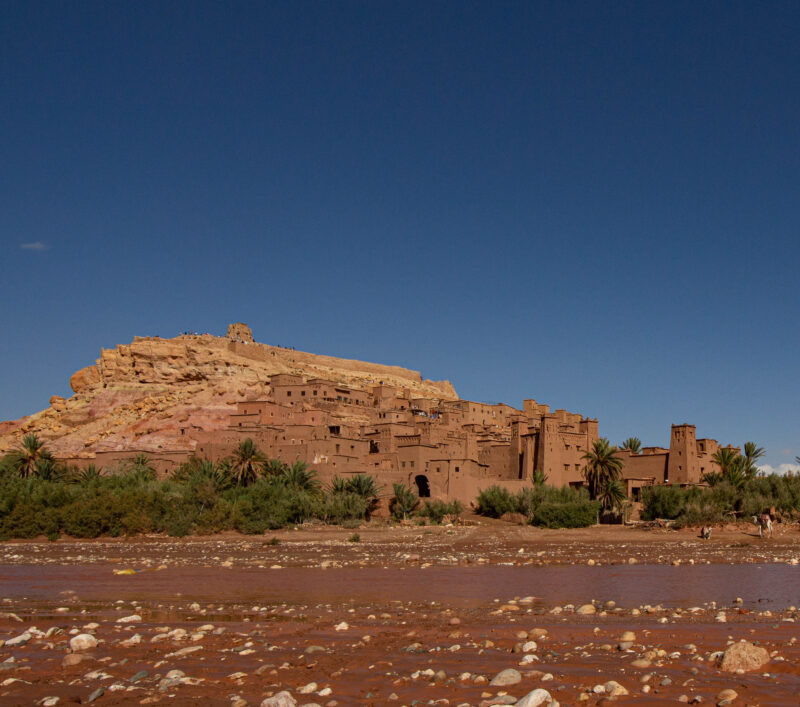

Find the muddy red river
[[1, 520, 800, 706]]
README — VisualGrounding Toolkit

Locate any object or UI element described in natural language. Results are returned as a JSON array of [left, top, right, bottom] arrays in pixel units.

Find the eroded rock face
[[718, 640, 770, 672], [0, 326, 457, 458]]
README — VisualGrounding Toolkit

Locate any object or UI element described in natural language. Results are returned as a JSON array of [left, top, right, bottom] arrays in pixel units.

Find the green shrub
[[641, 485, 687, 520], [318, 491, 369, 524], [475, 486, 519, 517], [419, 499, 463, 524], [532, 501, 599, 528]]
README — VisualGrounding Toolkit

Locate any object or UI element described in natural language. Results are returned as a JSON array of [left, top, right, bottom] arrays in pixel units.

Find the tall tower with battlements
[[667, 423, 700, 484]]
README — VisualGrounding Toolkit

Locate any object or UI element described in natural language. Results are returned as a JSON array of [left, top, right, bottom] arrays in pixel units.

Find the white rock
[[116, 614, 142, 623], [69, 634, 97, 652], [604, 680, 629, 696], [260, 692, 297, 707], [5, 632, 31, 647], [298, 682, 317, 694], [515, 688, 558, 707], [334, 622, 349, 631], [490, 668, 522, 686]]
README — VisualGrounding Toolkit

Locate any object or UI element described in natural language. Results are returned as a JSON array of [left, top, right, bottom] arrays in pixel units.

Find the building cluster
[[170, 373, 734, 502]]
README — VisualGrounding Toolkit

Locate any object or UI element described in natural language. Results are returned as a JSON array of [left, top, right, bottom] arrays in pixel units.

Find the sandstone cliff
[[0, 330, 457, 459]]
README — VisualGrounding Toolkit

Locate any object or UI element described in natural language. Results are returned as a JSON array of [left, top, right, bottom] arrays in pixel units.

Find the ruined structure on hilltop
[[0, 324, 734, 502]]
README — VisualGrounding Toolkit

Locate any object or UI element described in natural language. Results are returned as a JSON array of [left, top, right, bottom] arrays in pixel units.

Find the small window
[[402, 461, 406, 468], [335, 444, 340, 453], [301, 391, 306, 396], [313, 390, 317, 396], [454, 466, 460, 472], [410, 461, 415, 468]]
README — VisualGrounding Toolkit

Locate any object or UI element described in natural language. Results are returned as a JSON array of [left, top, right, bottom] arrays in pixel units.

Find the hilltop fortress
[[0, 324, 735, 502]]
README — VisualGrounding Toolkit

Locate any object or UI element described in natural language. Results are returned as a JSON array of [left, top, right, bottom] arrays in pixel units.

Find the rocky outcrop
[[0, 326, 457, 459]]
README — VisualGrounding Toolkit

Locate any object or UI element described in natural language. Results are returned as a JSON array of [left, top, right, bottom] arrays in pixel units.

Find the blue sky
[[2, 1, 798, 470]]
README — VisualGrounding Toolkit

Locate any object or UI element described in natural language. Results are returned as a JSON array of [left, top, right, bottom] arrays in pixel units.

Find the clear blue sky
[[2, 1, 798, 470]]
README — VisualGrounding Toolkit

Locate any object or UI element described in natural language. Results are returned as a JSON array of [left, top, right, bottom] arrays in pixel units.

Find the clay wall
[[619, 450, 669, 483]]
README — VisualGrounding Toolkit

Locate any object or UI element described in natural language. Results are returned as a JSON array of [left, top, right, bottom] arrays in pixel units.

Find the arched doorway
[[414, 474, 430, 498]]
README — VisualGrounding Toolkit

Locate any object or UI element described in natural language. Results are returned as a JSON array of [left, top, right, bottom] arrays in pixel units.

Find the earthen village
[[2, 324, 738, 506]]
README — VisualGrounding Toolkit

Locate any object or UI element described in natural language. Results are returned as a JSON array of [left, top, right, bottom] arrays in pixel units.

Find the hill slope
[[0, 328, 457, 458]]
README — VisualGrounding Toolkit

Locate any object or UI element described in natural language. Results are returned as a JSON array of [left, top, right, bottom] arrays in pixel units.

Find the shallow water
[[2, 562, 797, 609]]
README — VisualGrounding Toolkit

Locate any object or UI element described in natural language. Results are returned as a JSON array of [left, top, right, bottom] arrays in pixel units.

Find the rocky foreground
[[1, 522, 800, 705]]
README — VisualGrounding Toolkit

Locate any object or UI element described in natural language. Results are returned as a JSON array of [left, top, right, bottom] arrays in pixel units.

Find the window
[[287, 391, 291, 397], [313, 390, 317, 396], [301, 391, 306, 396], [410, 461, 415, 468], [401, 461, 406, 468], [455, 466, 460, 472], [564, 464, 569, 471], [335, 444, 340, 453]]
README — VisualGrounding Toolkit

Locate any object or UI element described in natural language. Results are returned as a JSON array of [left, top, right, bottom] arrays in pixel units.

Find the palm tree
[[280, 461, 320, 492], [228, 438, 266, 486], [173, 456, 230, 491], [344, 474, 381, 519], [581, 438, 623, 500], [79, 463, 103, 483], [711, 447, 739, 477], [7, 434, 54, 479], [124, 453, 157, 483], [329, 476, 347, 494], [532, 469, 548, 485], [619, 437, 642, 454], [390, 483, 420, 520], [725, 456, 748, 490], [597, 478, 627, 513], [743, 442, 765, 478], [263, 458, 287, 476]]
